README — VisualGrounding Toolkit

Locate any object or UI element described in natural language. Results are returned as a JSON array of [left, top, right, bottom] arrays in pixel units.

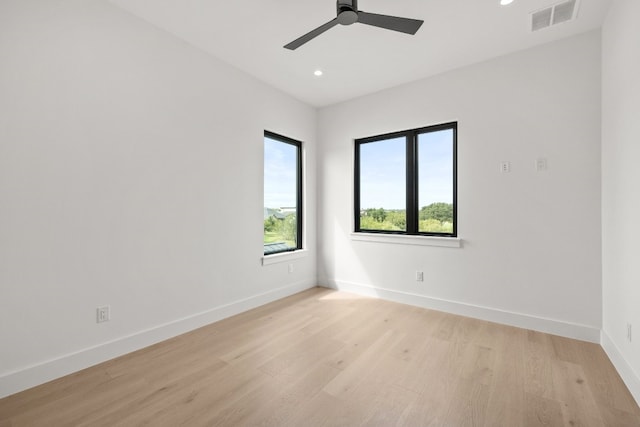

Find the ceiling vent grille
[[531, 0, 579, 32]]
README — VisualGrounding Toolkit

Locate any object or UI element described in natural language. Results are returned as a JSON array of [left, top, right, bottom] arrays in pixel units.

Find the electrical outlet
[[627, 323, 632, 342], [288, 264, 294, 274], [416, 271, 424, 282], [97, 306, 110, 323], [500, 161, 511, 173]]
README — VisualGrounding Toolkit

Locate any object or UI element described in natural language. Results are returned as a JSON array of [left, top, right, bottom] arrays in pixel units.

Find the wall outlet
[[500, 161, 511, 173], [288, 264, 294, 274], [627, 323, 632, 342], [416, 271, 424, 282], [97, 306, 110, 323]]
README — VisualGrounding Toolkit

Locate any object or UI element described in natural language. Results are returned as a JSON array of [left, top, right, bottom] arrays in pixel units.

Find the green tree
[[419, 202, 453, 223], [264, 216, 277, 233], [419, 218, 453, 233], [366, 207, 387, 222], [282, 214, 297, 244], [360, 215, 400, 231], [386, 210, 406, 230], [360, 215, 379, 230]]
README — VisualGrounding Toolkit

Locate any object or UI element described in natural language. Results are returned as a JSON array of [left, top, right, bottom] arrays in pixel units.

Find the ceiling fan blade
[[357, 11, 423, 35], [284, 18, 339, 50]]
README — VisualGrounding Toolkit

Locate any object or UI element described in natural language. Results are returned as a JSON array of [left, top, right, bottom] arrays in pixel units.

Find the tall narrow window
[[264, 131, 302, 255], [355, 122, 457, 237]]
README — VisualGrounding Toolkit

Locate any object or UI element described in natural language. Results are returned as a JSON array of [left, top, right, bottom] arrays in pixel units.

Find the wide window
[[264, 131, 302, 255], [354, 122, 457, 237]]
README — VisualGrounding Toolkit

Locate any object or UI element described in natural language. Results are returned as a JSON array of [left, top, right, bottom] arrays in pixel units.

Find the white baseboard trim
[[0, 280, 316, 399], [601, 330, 640, 406], [320, 279, 601, 343]]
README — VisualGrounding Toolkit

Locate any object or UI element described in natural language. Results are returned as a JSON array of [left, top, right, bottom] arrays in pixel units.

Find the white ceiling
[[109, 0, 612, 107]]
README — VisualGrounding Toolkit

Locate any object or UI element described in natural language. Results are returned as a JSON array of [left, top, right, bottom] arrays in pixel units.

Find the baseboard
[[320, 279, 601, 343], [601, 330, 640, 406], [0, 279, 316, 399]]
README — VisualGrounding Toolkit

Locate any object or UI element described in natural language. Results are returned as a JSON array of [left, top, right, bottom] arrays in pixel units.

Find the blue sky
[[360, 129, 453, 210], [360, 137, 406, 209], [264, 129, 453, 210], [264, 136, 297, 209], [418, 129, 454, 209]]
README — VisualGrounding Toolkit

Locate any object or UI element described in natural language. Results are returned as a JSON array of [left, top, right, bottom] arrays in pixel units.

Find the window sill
[[262, 249, 308, 266], [351, 233, 462, 248]]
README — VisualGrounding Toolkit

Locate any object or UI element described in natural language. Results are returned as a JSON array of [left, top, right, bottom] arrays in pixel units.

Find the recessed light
[[314, 70, 323, 77], [500, 0, 514, 5]]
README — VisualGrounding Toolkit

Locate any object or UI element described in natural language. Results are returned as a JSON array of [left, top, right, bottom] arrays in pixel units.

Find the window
[[354, 122, 457, 237], [264, 131, 302, 255]]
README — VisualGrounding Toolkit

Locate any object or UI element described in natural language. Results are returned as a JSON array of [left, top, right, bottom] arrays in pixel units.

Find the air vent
[[531, 0, 579, 32], [532, 7, 553, 31]]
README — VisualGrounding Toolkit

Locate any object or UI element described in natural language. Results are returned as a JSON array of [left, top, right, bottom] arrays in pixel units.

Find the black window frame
[[354, 122, 457, 237], [264, 130, 303, 255]]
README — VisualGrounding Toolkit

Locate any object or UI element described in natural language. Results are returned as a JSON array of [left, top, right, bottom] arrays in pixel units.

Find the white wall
[[601, 0, 640, 403], [1, 0, 630, 403], [0, 0, 316, 397], [318, 31, 602, 341]]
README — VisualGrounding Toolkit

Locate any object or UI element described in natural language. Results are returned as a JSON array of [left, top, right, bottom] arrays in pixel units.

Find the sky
[[264, 129, 454, 211], [264, 136, 297, 209], [360, 129, 454, 210]]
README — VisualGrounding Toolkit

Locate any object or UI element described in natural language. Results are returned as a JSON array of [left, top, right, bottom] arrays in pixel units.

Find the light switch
[[536, 158, 548, 172]]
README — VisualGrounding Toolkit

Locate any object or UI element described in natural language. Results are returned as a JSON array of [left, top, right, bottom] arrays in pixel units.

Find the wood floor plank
[[552, 359, 606, 426], [282, 390, 367, 427], [206, 360, 342, 427], [87, 358, 231, 426], [322, 329, 404, 398], [444, 379, 492, 427], [442, 343, 495, 426], [483, 326, 526, 426], [576, 342, 640, 417], [217, 316, 315, 366], [10, 374, 149, 427], [524, 393, 565, 426], [1, 287, 638, 426], [0, 367, 113, 420], [357, 384, 419, 427], [258, 334, 344, 380], [525, 329, 556, 400]]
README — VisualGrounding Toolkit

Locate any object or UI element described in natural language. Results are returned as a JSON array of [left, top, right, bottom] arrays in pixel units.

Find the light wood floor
[[1, 288, 638, 426]]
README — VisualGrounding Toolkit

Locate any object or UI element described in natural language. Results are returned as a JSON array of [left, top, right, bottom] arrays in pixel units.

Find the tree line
[[361, 202, 453, 233], [263, 202, 454, 243]]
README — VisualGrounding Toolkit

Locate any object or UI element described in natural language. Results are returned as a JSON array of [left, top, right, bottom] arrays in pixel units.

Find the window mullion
[[406, 133, 418, 234]]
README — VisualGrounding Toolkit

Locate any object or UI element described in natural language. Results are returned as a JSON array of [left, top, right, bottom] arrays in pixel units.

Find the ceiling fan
[[284, 0, 424, 50]]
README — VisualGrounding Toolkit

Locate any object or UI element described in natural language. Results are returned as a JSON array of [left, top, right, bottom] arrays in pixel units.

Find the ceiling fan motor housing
[[337, 0, 358, 25]]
